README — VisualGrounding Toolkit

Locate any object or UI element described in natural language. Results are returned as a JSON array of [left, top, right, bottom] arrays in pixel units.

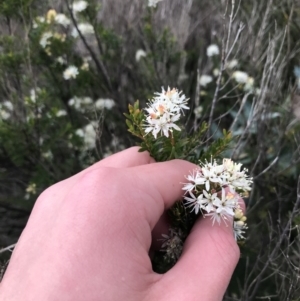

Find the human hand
[[0, 147, 242, 301]]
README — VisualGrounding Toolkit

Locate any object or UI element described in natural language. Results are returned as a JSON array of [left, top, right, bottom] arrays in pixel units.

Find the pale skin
[[0, 147, 243, 301]]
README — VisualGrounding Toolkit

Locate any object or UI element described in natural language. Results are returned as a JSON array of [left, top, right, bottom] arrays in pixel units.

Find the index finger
[[130, 159, 197, 229]]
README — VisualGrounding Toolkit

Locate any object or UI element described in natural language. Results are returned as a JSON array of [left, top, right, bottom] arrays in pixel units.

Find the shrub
[[0, 0, 300, 299]]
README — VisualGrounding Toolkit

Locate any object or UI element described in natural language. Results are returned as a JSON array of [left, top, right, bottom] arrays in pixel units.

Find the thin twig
[[246, 176, 300, 299], [0, 243, 17, 254], [66, 0, 113, 92]]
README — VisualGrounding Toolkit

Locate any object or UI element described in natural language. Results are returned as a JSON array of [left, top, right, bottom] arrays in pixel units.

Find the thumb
[[150, 217, 240, 301]]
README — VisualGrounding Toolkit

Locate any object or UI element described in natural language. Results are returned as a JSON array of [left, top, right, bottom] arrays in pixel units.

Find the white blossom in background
[[148, 0, 164, 7], [0, 109, 10, 120], [71, 23, 94, 38], [33, 16, 46, 28], [81, 97, 93, 105], [244, 77, 255, 92], [63, 66, 79, 80], [144, 87, 189, 139], [42, 151, 53, 160], [53, 32, 66, 42], [75, 123, 98, 149], [25, 183, 37, 200], [39, 31, 53, 48], [199, 74, 213, 87], [68, 96, 93, 111], [213, 68, 219, 77], [0, 102, 12, 120], [72, 0, 88, 13], [182, 158, 252, 238], [75, 128, 84, 137], [81, 57, 91, 71], [232, 71, 249, 84], [83, 123, 97, 149], [55, 14, 71, 27], [2, 101, 14, 111], [56, 56, 67, 65], [206, 44, 220, 57], [227, 59, 238, 69], [56, 110, 67, 117], [135, 49, 147, 62], [193, 106, 203, 119], [30, 89, 38, 103], [95, 98, 115, 110], [68, 97, 81, 110]]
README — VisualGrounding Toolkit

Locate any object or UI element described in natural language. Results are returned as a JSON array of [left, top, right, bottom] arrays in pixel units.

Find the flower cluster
[[33, 4, 94, 80], [75, 122, 98, 150], [144, 87, 189, 138], [68, 96, 115, 112], [182, 158, 252, 239], [0, 101, 14, 121]]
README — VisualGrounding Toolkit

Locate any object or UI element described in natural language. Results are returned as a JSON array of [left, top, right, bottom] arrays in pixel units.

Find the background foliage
[[0, 0, 300, 300]]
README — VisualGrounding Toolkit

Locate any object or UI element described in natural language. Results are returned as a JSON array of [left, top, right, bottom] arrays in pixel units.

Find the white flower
[[227, 59, 238, 69], [233, 220, 247, 240], [68, 97, 81, 109], [205, 210, 224, 225], [30, 89, 37, 103], [193, 106, 203, 119], [199, 164, 223, 191], [33, 16, 45, 28], [3, 101, 14, 111], [184, 192, 202, 214], [39, 31, 53, 48], [221, 159, 252, 192], [154, 87, 189, 113], [42, 151, 53, 160], [148, 0, 163, 7], [81, 97, 93, 105], [95, 98, 115, 110], [55, 14, 71, 27], [56, 110, 67, 117], [63, 66, 79, 80], [84, 123, 97, 149], [201, 190, 218, 213], [145, 113, 181, 139], [76, 122, 98, 149], [80, 56, 92, 70], [144, 87, 189, 138], [232, 71, 249, 84], [56, 56, 67, 65], [213, 68, 219, 77], [182, 169, 204, 193], [244, 77, 255, 92], [135, 49, 147, 62], [206, 44, 220, 57], [26, 183, 37, 194], [71, 23, 94, 38], [199, 75, 213, 87], [72, 0, 88, 12], [68, 96, 94, 111], [75, 128, 84, 137], [212, 189, 237, 217], [0, 109, 10, 120], [183, 159, 251, 232]]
